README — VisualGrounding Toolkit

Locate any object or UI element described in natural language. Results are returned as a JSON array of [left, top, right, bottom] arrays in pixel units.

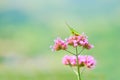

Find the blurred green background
[[0, 0, 120, 80]]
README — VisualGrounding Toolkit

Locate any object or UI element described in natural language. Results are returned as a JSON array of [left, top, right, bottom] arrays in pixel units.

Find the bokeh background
[[0, 0, 120, 80]]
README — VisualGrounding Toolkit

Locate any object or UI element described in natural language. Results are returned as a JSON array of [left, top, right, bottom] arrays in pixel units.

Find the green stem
[[76, 47, 81, 80], [70, 66, 78, 75], [78, 48, 84, 55], [65, 50, 75, 55]]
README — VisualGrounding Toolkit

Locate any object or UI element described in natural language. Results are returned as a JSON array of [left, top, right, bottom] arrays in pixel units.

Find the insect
[[66, 22, 80, 36]]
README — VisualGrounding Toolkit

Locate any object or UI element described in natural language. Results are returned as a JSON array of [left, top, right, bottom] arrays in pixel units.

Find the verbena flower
[[62, 55, 72, 65], [50, 37, 67, 51], [84, 55, 96, 68], [50, 25, 97, 80], [62, 55, 96, 69], [50, 33, 94, 51], [66, 33, 94, 49]]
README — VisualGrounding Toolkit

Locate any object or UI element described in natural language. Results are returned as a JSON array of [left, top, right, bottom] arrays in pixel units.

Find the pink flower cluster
[[50, 33, 94, 51], [66, 33, 94, 49], [62, 55, 96, 69], [50, 37, 67, 51]]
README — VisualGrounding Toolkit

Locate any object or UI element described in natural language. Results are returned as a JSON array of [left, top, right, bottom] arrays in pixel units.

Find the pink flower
[[62, 55, 96, 69], [78, 55, 86, 66], [83, 43, 94, 50], [66, 33, 94, 50], [70, 56, 77, 66], [50, 37, 67, 51], [62, 55, 71, 65], [84, 55, 96, 69], [51, 33, 94, 51], [62, 55, 77, 66]]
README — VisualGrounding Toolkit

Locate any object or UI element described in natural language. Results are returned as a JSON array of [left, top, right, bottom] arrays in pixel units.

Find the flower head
[[78, 55, 86, 66], [62, 55, 77, 66], [84, 55, 96, 69], [66, 33, 94, 50], [50, 37, 67, 51], [62, 55, 71, 65], [62, 55, 96, 69]]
